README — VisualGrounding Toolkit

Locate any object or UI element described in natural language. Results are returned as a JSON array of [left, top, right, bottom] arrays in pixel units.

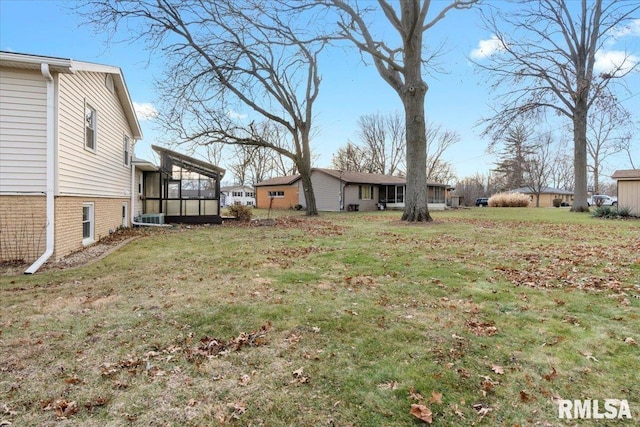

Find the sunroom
[[137, 145, 225, 224]]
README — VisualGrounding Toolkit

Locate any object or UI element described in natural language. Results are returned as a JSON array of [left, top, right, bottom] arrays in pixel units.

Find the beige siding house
[[0, 52, 142, 272], [255, 168, 448, 211], [509, 186, 574, 208], [612, 170, 640, 216]]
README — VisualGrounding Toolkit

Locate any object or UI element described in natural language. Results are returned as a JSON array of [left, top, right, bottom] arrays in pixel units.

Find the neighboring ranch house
[[0, 51, 142, 272], [509, 186, 574, 208], [254, 168, 448, 211], [612, 169, 640, 216], [133, 145, 225, 225], [220, 185, 255, 207]]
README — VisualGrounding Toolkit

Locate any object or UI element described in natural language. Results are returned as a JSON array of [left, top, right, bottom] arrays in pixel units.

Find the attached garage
[[612, 169, 640, 217]]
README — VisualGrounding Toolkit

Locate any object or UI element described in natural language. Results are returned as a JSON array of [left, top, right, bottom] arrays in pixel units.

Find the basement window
[[82, 203, 95, 245]]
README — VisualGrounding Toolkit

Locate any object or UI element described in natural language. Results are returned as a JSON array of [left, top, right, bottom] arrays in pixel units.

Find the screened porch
[[141, 145, 225, 224]]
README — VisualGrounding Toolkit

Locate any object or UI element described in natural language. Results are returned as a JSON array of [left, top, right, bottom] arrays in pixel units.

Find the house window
[[82, 203, 95, 245], [122, 202, 128, 228], [246, 192, 254, 197], [269, 191, 285, 198], [85, 104, 97, 151], [124, 136, 131, 166], [246, 201, 254, 206], [232, 191, 243, 197], [359, 185, 373, 200]]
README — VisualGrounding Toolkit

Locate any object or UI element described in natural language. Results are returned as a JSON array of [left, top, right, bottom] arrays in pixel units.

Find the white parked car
[[587, 195, 617, 207]]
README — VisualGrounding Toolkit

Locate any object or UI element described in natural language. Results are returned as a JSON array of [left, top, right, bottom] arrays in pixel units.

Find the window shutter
[[358, 185, 362, 200]]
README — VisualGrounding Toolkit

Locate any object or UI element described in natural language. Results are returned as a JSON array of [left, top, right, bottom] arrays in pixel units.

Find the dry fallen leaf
[[408, 387, 424, 401], [429, 391, 443, 404], [624, 337, 636, 345], [472, 403, 491, 420], [451, 403, 465, 418], [580, 351, 599, 362], [53, 399, 78, 418], [238, 374, 251, 386], [480, 376, 496, 396], [291, 367, 309, 384], [410, 404, 433, 424], [378, 381, 398, 390], [519, 390, 533, 402], [543, 367, 557, 381], [491, 365, 504, 375]]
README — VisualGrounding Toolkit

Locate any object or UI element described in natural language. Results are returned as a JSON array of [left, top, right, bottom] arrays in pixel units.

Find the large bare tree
[[79, 0, 327, 215], [425, 123, 460, 182], [548, 139, 574, 191], [357, 112, 406, 176], [477, 0, 639, 211], [331, 112, 458, 183], [331, 142, 371, 173], [324, 0, 478, 221], [228, 121, 297, 185], [586, 94, 633, 194], [522, 134, 554, 207]]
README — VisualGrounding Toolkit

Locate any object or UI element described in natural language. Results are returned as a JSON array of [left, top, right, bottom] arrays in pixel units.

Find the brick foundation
[[0, 195, 47, 263], [54, 196, 129, 260]]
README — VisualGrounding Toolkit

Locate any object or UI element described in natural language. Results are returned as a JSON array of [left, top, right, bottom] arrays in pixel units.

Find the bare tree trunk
[[401, 82, 430, 221], [299, 169, 317, 215], [400, 4, 431, 222], [298, 132, 318, 215], [572, 104, 589, 212]]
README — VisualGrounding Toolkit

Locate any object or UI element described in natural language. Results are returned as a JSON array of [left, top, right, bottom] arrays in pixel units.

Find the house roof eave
[[0, 51, 143, 140], [612, 169, 640, 180]]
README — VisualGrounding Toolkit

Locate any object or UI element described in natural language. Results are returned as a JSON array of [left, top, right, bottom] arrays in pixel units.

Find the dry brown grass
[[1, 209, 638, 426]]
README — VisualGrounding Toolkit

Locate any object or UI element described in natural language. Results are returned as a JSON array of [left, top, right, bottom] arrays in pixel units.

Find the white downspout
[[25, 64, 55, 274]]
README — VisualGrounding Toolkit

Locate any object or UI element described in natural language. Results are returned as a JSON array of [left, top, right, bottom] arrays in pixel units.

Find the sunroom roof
[[152, 145, 225, 179]]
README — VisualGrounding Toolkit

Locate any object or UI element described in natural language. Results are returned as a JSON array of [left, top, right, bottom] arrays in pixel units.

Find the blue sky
[[1, 0, 638, 183]]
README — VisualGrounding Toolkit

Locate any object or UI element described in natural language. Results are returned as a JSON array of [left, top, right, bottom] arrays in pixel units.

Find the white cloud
[[133, 102, 159, 121], [611, 18, 640, 39], [594, 49, 639, 75], [227, 109, 247, 120], [470, 36, 505, 59]]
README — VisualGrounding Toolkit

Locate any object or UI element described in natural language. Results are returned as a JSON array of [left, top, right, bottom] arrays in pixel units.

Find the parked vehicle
[[476, 197, 489, 207], [587, 195, 617, 207]]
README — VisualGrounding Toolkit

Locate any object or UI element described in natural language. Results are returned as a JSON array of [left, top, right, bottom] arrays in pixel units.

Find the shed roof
[[612, 169, 640, 180]]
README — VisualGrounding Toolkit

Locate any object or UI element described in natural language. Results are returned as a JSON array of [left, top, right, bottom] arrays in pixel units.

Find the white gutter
[[25, 63, 56, 274]]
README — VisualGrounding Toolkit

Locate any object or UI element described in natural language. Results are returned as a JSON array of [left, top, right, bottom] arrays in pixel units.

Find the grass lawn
[[1, 208, 639, 426]]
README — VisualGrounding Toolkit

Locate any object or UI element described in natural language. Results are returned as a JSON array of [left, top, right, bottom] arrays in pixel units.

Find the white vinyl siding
[[57, 71, 133, 197], [123, 135, 131, 166], [0, 68, 47, 193]]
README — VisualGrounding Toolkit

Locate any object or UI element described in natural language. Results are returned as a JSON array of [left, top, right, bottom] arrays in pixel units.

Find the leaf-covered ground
[[1, 208, 638, 426]]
